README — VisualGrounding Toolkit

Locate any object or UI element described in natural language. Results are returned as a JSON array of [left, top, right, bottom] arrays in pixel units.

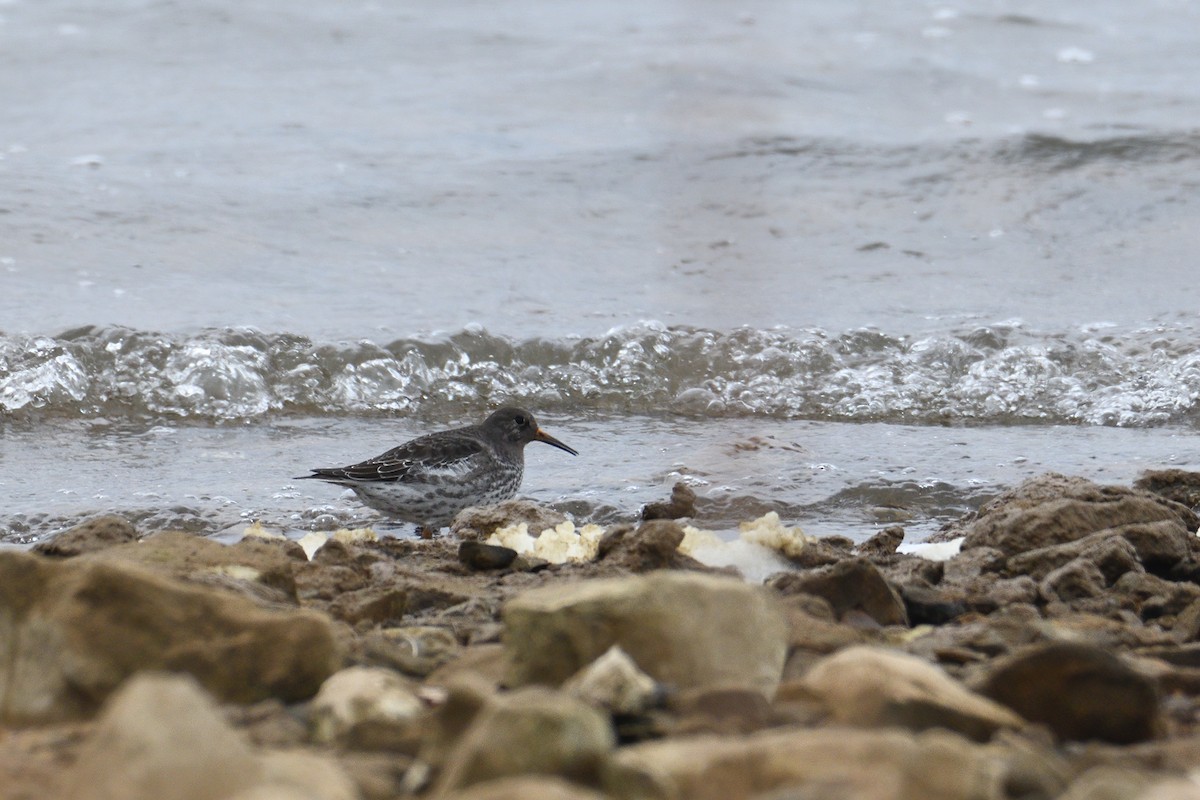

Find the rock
[[502, 572, 788, 698], [60, 673, 261, 800], [801, 646, 1025, 741], [1113, 571, 1200, 619], [595, 520, 706, 571], [857, 526, 905, 557], [248, 749, 361, 800], [1008, 531, 1144, 582], [976, 641, 1160, 744], [458, 541, 518, 571], [362, 626, 462, 678], [1134, 469, 1200, 510], [603, 726, 1059, 800], [432, 687, 615, 795], [768, 558, 909, 627], [310, 667, 425, 752], [960, 475, 1196, 557], [1056, 765, 1160, 800], [562, 646, 661, 716], [328, 585, 408, 625], [33, 514, 138, 556], [667, 686, 774, 736], [441, 776, 607, 800], [779, 596, 868, 655], [900, 584, 967, 626], [641, 482, 697, 521], [953, 474, 1198, 540], [86, 530, 303, 602], [1039, 557, 1108, 603], [0, 550, 340, 723], [451, 500, 568, 542]]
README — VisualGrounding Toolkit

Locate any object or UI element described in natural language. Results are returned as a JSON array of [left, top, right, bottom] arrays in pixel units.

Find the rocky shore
[[3, 470, 1200, 800]]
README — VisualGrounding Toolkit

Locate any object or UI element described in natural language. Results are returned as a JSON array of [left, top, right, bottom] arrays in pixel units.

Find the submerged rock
[[640, 482, 698, 521], [502, 572, 788, 698]]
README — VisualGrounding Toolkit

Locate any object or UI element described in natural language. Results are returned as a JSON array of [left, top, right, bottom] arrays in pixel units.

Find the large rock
[[432, 687, 615, 795], [0, 550, 340, 723], [800, 646, 1025, 741], [61, 673, 357, 800], [32, 514, 138, 557], [502, 572, 788, 697], [87, 530, 305, 602], [768, 558, 909, 627], [976, 641, 1160, 744], [960, 474, 1196, 557], [603, 726, 1061, 800]]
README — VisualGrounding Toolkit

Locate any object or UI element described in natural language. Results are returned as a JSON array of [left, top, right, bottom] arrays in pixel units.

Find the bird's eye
[[514, 415, 527, 426]]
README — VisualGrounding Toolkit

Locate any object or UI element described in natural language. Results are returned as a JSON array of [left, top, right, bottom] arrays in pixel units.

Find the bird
[[296, 406, 577, 537]]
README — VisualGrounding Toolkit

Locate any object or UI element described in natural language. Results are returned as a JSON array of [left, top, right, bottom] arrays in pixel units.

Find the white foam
[[487, 520, 605, 564]]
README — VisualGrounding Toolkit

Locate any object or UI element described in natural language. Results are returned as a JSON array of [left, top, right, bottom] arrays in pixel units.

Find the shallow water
[[3, 0, 1199, 545]]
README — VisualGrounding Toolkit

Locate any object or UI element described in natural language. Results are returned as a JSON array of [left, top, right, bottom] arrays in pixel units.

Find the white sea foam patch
[[898, 537, 963, 561], [679, 512, 809, 583], [289, 526, 378, 560], [487, 520, 605, 564]]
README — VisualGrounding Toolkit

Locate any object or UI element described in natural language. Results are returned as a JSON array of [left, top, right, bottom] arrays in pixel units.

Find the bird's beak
[[535, 428, 578, 456]]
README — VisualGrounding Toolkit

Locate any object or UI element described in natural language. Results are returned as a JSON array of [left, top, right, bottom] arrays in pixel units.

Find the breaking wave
[[3, 321, 1200, 427]]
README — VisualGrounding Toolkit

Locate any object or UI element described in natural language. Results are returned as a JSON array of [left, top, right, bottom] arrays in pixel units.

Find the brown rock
[[604, 726, 1060, 800], [503, 572, 788, 698], [899, 584, 967, 626], [801, 646, 1025, 741], [61, 673, 261, 800], [668, 686, 774, 736], [33, 515, 138, 557], [85, 530, 303, 602], [0, 550, 340, 723], [768, 558, 909, 627], [458, 541, 518, 571], [641, 482, 697, 521], [328, 585, 408, 625], [362, 626, 462, 678], [976, 641, 1160, 744], [857, 526, 905, 557], [450, 500, 568, 542], [1134, 469, 1200, 510], [1039, 558, 1108, 603], [432, 687, 614, 795], [310, 666, 425, 752], [1007, 531, 1143, 582], [595, 519, 706, 572], [442, 776, 607, 800], [960, 474, 1196, 557]]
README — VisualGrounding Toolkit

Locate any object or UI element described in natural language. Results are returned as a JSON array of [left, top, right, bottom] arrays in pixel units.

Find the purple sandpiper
[[296, 406, 577, 537]]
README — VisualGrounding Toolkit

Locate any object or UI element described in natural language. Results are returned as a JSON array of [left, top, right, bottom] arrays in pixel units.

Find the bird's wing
[[306, 431, 492, 484]]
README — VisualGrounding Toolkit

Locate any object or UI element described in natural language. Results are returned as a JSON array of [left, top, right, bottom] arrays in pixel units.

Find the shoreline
[[2, 470, 1199, 799]]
